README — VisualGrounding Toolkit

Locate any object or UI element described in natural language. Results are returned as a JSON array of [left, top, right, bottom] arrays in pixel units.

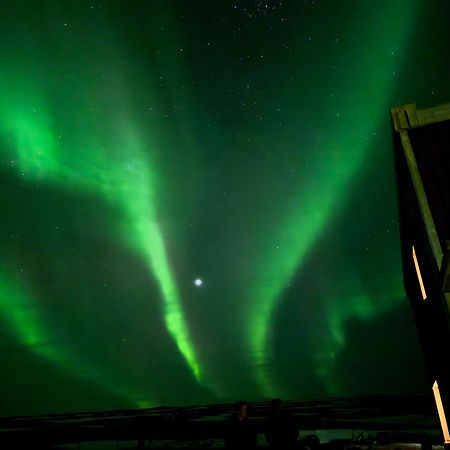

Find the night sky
[[1, 0, 449, 417]]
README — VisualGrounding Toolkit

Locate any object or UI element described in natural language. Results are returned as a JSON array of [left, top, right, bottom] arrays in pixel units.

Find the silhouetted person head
[[235, 400, 248, 421], [266, 398, 298, 450], [270, 398, 283, 415], [301, 434, 320, 450], [225, 401, 257, 450]]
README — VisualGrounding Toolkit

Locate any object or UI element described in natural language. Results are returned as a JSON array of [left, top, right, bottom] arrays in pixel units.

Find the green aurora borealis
[[0, 0, 449, 416]]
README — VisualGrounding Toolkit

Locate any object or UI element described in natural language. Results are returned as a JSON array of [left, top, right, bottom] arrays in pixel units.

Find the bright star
[[194, 278, 203, 287]]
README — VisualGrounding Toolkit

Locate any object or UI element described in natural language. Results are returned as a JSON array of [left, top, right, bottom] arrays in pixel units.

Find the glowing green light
[[0, 268, 152, 406], [246, 0, 421, 397], [0, 74, 204, 399], [113, 126, 203, 382]]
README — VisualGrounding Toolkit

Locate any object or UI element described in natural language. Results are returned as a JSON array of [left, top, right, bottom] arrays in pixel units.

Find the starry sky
[[0, 0, 449, 417]]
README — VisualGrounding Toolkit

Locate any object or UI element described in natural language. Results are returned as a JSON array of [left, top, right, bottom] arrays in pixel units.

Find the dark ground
[[0, 393, 443, 449]]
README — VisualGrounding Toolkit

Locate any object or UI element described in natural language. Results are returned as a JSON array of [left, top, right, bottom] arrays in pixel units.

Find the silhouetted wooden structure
[[391, 102, 450, 446]]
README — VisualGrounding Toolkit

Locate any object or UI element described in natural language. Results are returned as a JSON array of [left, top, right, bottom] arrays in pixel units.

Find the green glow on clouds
[[0, 268, 151, 406], [313, 275, 406, 395], [0, 69, 204, 400], [245, 0, 420, 397], [0, 1, 434, 414], [110, 125, 203, 383]]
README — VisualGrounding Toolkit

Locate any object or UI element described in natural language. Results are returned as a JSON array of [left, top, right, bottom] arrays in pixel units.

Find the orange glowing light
[[433, 380, 450, 443], [412, 246, 427, 300]]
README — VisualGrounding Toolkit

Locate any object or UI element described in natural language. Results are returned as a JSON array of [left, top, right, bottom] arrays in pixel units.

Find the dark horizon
[[0, 390, 433, 420], [0, 392, 441, 450]]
